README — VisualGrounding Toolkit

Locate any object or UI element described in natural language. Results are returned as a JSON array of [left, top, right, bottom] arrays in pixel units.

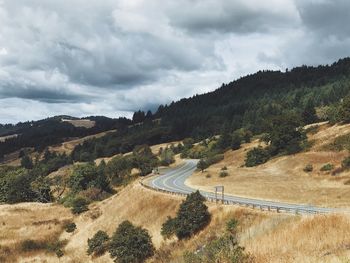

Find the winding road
[[145, 159, 338, 214]]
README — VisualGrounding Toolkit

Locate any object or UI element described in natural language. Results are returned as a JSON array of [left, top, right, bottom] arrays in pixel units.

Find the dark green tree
[[21, 154, 33, 169], [197, 159, 209, 173], [87, 230, 110, 256], [341, 95, 350, 123], [109, 221, 155, 263], [231, 133, 241, 150], [245, 147, 270, 167], [174, 191, 210, 239], [302, 99, 318, 124]]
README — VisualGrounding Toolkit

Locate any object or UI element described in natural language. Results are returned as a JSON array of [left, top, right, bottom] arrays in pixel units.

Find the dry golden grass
[[61, 182, 183, 262], [61, 119, 96, 128], [0, 202, 72, 262], [187, 123, 350, 208], [3, 183, 350, 263], [246, 214, 350, 263]]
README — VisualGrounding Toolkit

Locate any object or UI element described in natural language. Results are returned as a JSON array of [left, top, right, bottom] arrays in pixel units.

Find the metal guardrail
[[140, 177, 327, 215]]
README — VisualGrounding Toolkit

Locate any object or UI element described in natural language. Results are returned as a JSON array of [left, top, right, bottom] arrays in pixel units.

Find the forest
[[71, 58, 350, 160]]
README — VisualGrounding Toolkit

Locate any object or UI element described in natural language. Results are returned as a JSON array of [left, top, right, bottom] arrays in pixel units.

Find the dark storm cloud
[[0, 0, 350, 123], [167, 0, 299, 34], [0, 84, 85, 103], [296, 0, 350, 39]]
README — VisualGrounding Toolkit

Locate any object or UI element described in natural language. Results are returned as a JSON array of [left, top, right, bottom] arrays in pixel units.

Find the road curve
[[146, 159, 339, 214]]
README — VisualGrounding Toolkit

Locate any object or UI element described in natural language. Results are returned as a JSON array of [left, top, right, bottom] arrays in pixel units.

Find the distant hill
[[2, 57, 350, 161], [155, 57, 350, 138], [0, 116, 131, 159]]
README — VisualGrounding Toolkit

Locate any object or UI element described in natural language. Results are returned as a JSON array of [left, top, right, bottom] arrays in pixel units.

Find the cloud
[[0, 0, 349, 123], [166, 0, 300, 34]]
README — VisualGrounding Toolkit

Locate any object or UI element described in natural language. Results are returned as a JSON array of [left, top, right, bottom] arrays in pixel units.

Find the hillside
[[187, 122, 350, 208], [2, 180, 350, 263], [71, 58, 350, 162]]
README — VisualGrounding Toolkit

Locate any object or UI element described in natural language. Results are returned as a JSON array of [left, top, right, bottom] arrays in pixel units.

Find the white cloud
[[0, 0, 349, 123]]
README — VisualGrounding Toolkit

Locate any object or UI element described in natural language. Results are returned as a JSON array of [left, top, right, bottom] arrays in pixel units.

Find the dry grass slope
[[187, 123, 350, 208]]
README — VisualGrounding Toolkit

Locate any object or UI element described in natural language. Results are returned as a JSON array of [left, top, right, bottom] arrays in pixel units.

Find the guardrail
[[140, 176, 328, 215]]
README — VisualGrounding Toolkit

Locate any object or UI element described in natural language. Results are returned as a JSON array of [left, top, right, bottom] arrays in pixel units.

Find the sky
[[0, 0, 350, 123]]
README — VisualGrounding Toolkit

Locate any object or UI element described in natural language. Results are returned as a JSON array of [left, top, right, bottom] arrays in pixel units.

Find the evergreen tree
[[21, 154, 33, 169], [175, 191, 210, 239], [302, 99, 318, 124], [109, 221, 154, 263]]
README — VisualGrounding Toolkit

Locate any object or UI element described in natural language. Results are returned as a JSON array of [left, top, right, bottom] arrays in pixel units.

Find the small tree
[[302, 99, 318, 124], [65, 222, 77, 233], [175, 191, 210, 239], [87, 230, 110, 256], [21, 154, 33, 169], [197, 159, 209, 173], [71, 197, 89, 214], [245, 147, 270, 167], [109, 221, 154, 263], [340, 95, 350, 123], [231, 133, 241, 150], [161, 216, 178, 239]]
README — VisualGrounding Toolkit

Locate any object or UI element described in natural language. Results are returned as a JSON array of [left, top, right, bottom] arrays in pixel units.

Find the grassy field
[[187, 123, 350, 208], [61, 119, 96, 128], [2, 180, 350, 262]]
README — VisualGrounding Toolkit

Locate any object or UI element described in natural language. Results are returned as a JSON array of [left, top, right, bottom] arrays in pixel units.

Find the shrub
[[221, 166, 228, 171], [303, 164, 313, 172], [56, 249, 64, 258], [197, 159, 209, 173], [109, 221, 154, 263], [231, 132, 242, 150], [161, 216, 178, 239], [219, 171, 229, 177], [21, 240, 45, 251], [245, 147, 270, 167], [162, 191, 210, 240], [320, 163, 334, 172], [342, 156, 350, 169], [71, 197, 89, 214], [79, 187, 104, 202], [183, 218, 251, 263], [65, 222, 77, 233], [87, 230, 110, 256]]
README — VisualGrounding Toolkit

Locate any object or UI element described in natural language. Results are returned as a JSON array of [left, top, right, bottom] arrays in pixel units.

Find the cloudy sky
[[0, 0, 349, 123]]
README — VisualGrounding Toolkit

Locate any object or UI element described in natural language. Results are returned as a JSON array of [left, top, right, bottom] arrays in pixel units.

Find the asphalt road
[[148, 159, 338, 214]]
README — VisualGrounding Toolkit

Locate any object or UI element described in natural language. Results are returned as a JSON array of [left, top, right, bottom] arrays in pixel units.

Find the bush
[[219, 171, 229, 177], [71, 197, 89, 214], [21, 240, 45, 251], [56, 249, 64, 258], [342, 156, 350, 169], [320, 163, 334, 172], [109, 221, 155, 263], [303, 164, 313, 172], [161, 216, 178, 239], [65, 222, 77, 233], [21, 239, 65, 258], [162, 191, 210, 240], [245, 147, 270, 167], [197, 159, 209, 173], [87, 230, 110, 256], [183, 218, 251, 263]]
